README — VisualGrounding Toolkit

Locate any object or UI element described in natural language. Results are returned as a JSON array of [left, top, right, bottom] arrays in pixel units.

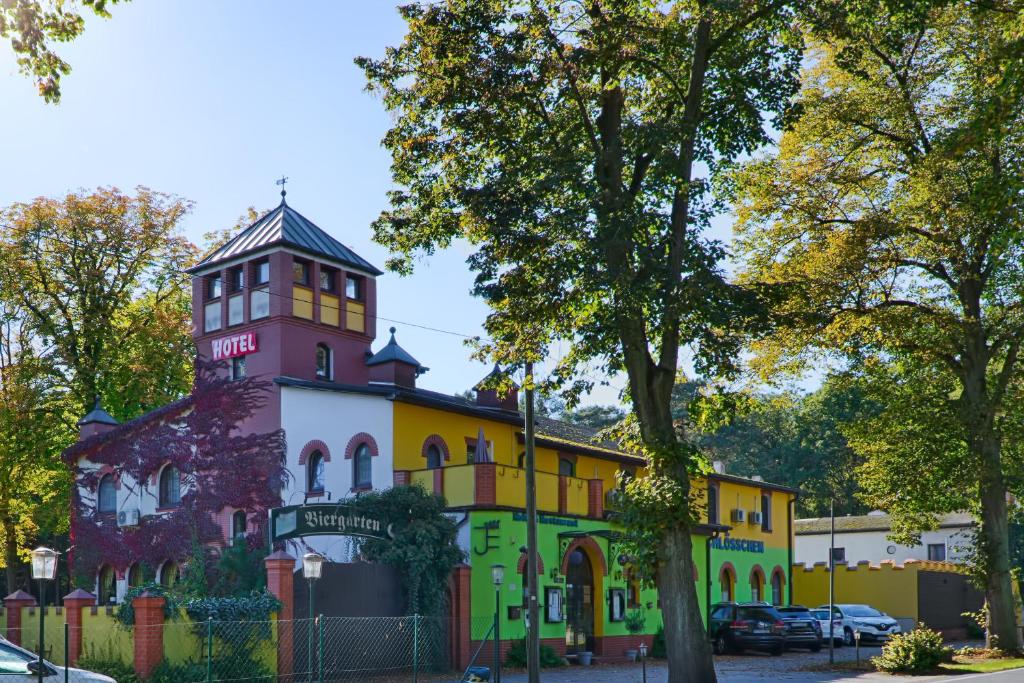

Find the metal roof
[[795, 512, 975, 535], [191, 200, 383, 275]]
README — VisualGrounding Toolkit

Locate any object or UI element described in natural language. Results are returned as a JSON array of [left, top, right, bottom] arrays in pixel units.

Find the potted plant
[[624, 608, 647, 661]]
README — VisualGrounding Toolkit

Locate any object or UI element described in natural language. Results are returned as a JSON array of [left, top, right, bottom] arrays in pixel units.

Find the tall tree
[[1, 0, 124, 102], [0, 187, 196, 418], [732, 2, 1024, 647], [358, 2, 801, 678]]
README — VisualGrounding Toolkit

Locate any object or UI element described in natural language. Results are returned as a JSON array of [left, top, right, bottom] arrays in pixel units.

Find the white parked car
[[816, 604, 902, 645], [0, 637, 115, 682], [810, 607, 846, 646]]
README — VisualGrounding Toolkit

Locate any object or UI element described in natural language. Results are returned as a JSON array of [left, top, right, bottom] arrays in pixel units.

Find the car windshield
[[811, 610, 830, 619], [778, 608, 811, 618], [742, 607, 783, 622], [843, 605, 883, 617]]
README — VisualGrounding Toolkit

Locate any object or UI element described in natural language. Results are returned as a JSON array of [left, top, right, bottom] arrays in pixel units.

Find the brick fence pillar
[[449, 564, 472, 671], [62, 589, 95, 666], [265, 550, 295, 678], [132, 592, 165, 679], [3, 590, 37, 646]]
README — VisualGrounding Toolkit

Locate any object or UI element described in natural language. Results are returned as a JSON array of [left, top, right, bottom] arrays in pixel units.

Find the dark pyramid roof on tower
[[366, 327, 428, 373], [77, 397, 119, 427], [191, 199, 382, 275]]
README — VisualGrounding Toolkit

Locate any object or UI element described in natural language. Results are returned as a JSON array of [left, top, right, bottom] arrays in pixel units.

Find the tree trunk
[[977, 435, 1020, 650], [658, 526, 717, 682]]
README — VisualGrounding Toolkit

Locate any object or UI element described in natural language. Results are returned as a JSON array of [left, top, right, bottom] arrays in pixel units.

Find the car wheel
[[810, 642, 822, 653], [713, 634, 728, 655], [843, 628, 855, 647], [771, 645, 784, 656]]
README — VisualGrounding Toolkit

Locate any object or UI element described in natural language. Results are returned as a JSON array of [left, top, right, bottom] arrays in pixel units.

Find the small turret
[[475, 364, 519, 411], [77, 397, 119, 440], [366, 328, 428, 389]]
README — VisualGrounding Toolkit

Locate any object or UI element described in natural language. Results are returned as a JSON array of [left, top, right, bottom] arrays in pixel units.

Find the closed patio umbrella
[[474, 427, 490, 463]]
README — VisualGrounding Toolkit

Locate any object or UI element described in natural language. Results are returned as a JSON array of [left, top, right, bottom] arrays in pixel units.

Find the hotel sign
[[212, 332, 258, 361], [270, 503, 394, 543]]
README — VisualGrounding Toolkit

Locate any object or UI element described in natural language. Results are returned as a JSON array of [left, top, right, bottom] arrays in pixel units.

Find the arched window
[[127, 563, 143, 588], [558, 458, 575, 477], [158, 466, 180, 508], [426, 444, 443, 469], [750, 566, 765, 603], [771, 569, 784, 606], [159, 561, 178, 588], [232, 510, 247, 543], [353, 443, 372, 489], [307, 451, 325, 493], [720, 566, 735, 602], [315, 343, 332, 380], [98, 565, 116, 605], [98, 474, 116, 514]]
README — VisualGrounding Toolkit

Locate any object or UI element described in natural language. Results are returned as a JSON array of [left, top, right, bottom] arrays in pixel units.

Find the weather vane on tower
[[276, 175, 288, 200]]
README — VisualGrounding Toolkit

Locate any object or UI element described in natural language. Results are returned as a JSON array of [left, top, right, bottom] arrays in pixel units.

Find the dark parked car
[[709, 602, 786, 656], [777, 605, 823, 651]]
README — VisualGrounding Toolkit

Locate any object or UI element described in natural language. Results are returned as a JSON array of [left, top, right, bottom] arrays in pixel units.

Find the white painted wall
[[279, 385, 395, 564], [795, 527, 972, 566]]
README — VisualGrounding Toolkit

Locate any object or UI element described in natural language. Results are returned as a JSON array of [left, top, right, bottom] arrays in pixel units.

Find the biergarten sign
[[270, 503, 394, 543]]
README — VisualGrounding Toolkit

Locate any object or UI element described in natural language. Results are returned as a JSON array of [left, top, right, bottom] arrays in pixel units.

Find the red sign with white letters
[[211, 332, 258, 361]]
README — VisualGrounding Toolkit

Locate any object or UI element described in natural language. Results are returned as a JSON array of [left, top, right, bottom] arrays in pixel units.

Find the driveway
[[497, 640, 1023, 682]]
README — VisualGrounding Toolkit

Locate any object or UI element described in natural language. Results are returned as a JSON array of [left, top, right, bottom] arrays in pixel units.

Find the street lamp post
[[491, 564, 504, 683], [302, 552, 324, 683], [639, 642, 648, 683], [30, 547, 59, 683]]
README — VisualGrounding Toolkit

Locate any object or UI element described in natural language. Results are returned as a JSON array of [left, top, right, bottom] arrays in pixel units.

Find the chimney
[[475, 364, 519, 411], [751, 475, 764, 482], [77, 397, 119, 440], [712, 460, 725, 474], [365, 327, 428, 389]]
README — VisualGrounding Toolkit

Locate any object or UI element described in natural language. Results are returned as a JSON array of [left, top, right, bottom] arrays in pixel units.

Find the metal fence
[[9, 615, 453, 682]]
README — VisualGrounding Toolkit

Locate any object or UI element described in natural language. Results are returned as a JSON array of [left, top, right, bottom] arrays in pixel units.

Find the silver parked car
[[0, 636, 116, 682], [815, 604, 902, 645]]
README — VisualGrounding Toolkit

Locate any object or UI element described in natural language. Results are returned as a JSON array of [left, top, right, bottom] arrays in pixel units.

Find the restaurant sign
[[270, 503, 394, 543], [212, 332, 258, 361], [710, 536, 765, 553]]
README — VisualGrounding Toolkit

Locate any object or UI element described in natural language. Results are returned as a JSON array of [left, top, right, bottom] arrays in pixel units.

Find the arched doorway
[[565, 548, 594, 654]]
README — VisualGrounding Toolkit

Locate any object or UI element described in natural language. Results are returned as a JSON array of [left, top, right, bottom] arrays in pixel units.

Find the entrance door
[[565, 550, 594, 653]]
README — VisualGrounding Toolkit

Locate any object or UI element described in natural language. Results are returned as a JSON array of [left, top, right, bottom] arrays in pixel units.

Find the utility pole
[[828, 498, 835, 665], [524, 361, 540, 683]]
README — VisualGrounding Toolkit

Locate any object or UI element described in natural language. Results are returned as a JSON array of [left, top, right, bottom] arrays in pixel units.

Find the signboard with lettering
[[270, 503, 393, 543], [710, 537, 765, 553], [212, 332, 258, 361]]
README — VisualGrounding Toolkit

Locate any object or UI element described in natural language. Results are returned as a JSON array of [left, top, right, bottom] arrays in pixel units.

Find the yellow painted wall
[[293, 286, 313, 320], [347, 301, 365, 332], [788, 561, 958, 622], [163, 612, 204, 665], [694, 477, 794, 551], [320, 293, 339, 326], [80, 608, 133, 665], [18, 607, 67, 664]]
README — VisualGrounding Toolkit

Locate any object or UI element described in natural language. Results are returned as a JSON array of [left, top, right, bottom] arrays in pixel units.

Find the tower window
[[254, 260, 270, 285], [230, 356, 247, 381], [308, 451, 325, 493], [229, 266, 244, 292], [204, 301, 221, 332], [293, 260, 310, 285], [353, 444, 372, 489], [98, 474, 116, 514], [315, 344, 332, 380], [207, 275, 222, 300], [320, 267, 337, 293], [346, 275, 362, 300], [158, 465, 181, 508]]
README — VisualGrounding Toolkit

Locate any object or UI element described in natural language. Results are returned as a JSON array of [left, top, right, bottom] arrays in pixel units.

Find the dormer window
[[315, 344, 332, 380], [346, 275, 362, 300], [254, 260, 270, 285], [320, 267, 337, 293], [293, 260, 310, 285]]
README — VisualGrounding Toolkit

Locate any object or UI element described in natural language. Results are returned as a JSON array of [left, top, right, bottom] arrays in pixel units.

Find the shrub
[[872, 626, 954, 674], [76, 643, 138, 683], [504, 639, 566, 668], [624, 609, 647, 635], [650, 625, 666, 658]]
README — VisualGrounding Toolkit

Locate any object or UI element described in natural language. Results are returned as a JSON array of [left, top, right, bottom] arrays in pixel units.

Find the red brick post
[[265, 550, 295, 678], [475, 463, 496, 505], [62, 589, 95, 666], [433, 468, 445, 497], [588, 479, 604, 518], [132, 592, 166, 679], [393, 470, 411, 487], [3, 590, 37, 646], [449, 565, 472, 670]]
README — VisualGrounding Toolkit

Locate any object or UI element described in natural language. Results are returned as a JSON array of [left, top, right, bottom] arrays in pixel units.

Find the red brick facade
[[474, 463, 496, 505], [265, 550, 295, 678]]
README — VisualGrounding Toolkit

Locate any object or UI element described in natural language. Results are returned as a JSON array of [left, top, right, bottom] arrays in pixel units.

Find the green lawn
[[940, 657, 1024, 674]]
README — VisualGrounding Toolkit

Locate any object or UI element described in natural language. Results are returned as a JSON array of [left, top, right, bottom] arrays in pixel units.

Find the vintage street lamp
[[639, 642, 648, 683], [30, 547, 59, 683], [491, 564, 505, 683], [302, 552, 325, 682]]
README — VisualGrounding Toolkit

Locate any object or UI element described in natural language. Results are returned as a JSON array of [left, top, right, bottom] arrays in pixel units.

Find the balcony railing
[[404, 462, 605, 519]]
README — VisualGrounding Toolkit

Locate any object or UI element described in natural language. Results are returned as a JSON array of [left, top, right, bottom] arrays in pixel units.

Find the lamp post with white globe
[[30, 547, 59, 683], [302, 552, 324, 682]]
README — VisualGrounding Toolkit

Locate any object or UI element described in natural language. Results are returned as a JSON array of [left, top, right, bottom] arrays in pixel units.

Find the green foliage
[[77, 641, 136, 682], [212, 542, 268, 596], [183, 590, 280, 624], [651, 625, 666, 659], [115, 583, 180, 626], [624, 608, 647, 635], [146, 653, 273, 683], [872, 627, 954, 674], [504, 639, 566, 668], [351, 484, 464, 616]]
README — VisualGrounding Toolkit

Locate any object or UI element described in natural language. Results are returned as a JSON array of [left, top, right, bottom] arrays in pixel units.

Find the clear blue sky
[[0, 1, 802, 405]]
